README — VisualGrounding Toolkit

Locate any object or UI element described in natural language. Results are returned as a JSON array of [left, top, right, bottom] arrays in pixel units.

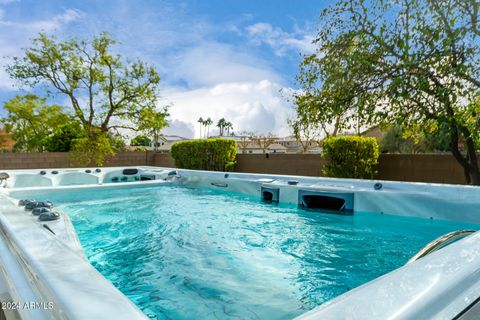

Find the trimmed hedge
[[322, 136, 379, 179], [170, 138, 237, 171]]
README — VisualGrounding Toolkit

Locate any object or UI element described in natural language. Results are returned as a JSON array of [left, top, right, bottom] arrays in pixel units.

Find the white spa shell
[[0, 166, 479, 319]]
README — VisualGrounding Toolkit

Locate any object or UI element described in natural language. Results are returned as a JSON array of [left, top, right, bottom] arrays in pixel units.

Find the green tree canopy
[[2, 94, 71, 152], [42, 120, 84, 152], [296, 0, 480, 184], [7, 32, 165, 133], [131, 134, 151, 147], [7, 32, 169, 164], [137, 108, 169, 151]]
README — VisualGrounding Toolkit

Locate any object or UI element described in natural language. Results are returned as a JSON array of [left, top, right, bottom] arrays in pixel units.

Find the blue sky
[[0, 0, 329, 138]]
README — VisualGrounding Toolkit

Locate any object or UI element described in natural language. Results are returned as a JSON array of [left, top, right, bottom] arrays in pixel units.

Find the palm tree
[[225, 121, 233, 136], [217, 118, 226, 136], [197, 117, 204, 139], [205, 117, 213, 138]]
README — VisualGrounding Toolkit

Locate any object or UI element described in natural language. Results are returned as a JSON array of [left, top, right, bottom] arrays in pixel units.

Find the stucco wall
[[0, 151, 468, 185], [0, 152, 153, 169]]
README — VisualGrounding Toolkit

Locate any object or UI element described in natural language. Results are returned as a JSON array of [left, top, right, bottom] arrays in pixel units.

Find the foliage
[[289, 113, 322, 153], [224, 161, 236, 172], [298, 0, 480, 184], [294, 46, 369, 137], [197, 117, 204, 138], [108, 133, 126, 152], [424, 123, 451, 153], [216, 118, 233, 136], [379, 126, 420, 154], [253, 134, 277, 153], [198, 117, 214, 138], [204, 117, 213, 137], [7, 32, 164, 133], [379, 126, 451, 154], [236, 131, 255, 154], [7, 32, 168, 162], [42, 121, 84, 152], [70, 131, 115, 167], [131, 135, 151, 147], [2, 94, 70, 152], [170, 138, 237, 171], [137, 108, 169, 151], [322, 136, 379, 179]]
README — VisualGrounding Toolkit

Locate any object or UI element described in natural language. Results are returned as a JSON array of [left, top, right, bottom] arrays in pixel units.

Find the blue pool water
[[30, 185, 478, 319]]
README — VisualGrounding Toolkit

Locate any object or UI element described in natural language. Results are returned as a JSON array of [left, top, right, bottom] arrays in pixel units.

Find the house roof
[[159, 135, 188, 142], [241, 141, 287, 150]]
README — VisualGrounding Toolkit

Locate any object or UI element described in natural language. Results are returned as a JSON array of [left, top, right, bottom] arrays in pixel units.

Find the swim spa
[[1, 166, 480, 319]]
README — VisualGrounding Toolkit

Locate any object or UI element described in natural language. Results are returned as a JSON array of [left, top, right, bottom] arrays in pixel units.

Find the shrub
[[322, 136, 379, 179], [131, 135, 151, 147], [171, 138, 237, 171], [70, 133, 115, 167], [42, 121, 84, 152]]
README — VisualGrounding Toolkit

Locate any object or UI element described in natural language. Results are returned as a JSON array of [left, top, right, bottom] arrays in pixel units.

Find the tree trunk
[[450, 126, 480, 185], [462, 126, 480, 185], [153, 131, 159, 152]]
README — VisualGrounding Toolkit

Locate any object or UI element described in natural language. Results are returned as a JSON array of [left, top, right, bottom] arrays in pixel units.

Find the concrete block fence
[[0, 151, 468, 185]]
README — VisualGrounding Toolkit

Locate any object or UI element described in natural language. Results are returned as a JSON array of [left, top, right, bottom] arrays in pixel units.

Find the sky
[[0, 0, 329, 138]]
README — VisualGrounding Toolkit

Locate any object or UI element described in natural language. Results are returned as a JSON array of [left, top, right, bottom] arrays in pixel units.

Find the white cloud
[[0, 8, 84, 90], [246, 22, 315, 56], [163, 80, 295, 138], [0, 3, 301, 138], [2, 8, 84, 32], [164, 41, 283, 88], [162, 119, 195, 138]]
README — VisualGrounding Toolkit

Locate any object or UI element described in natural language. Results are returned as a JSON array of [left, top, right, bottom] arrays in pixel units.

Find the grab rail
[[407, 230, 477, 264]]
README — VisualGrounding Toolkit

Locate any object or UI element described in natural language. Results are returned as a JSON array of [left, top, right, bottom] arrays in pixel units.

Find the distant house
[[239, 141, 287, 154], [276, 136, 321, 153], [359, 126, 385, 140], [156, 135, 188, 151], [0, 128, 15, 151], [275, 136, 302, 153]]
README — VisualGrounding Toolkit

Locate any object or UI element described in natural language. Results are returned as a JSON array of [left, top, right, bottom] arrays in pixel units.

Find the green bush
[[171, 138, 237, 171], [131, 135, 151, 147], [42, 121, 84, 152], [322, 136, 379, 179], [70, 132, 115, 167]]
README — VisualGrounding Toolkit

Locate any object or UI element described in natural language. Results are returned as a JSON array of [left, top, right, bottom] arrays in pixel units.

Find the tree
[[2, 94, 70, 152], [225, 121, 233, 136], [205, 117, 213, 138], [299, 0, 480, 184], [43, 120, 84, 152], [108, 133, 127, 151], [236, 131, 255, 153], [289, 109, 323, 153], [131, 135, 151, 147], [379, 125, 451, 153], [253, 134, 277, 153], [293, 38, 372, 138], [7, 33, 167, 164], [379, 126, 424, 154], [137, 108, 169, 151], [217, 118, 227, 136], [197, 117, 204, 138], [70, 131, 115, 166]]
